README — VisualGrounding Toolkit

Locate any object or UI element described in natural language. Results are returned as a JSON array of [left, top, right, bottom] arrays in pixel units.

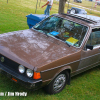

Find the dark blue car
[[67, 7, 87, 15]]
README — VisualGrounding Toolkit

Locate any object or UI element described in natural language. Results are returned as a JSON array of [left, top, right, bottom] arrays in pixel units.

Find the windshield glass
[[33, 15, 88, 47]]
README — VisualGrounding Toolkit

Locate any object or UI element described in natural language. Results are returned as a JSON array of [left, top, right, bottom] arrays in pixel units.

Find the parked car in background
[[0, 13, 100, 94], [74, 0, 82, 3], [67, 7, 87, 14], [97, 1, 100, 5]]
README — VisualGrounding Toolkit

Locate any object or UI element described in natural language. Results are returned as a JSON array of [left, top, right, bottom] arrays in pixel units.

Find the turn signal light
[[33, 72, 41, 79], [12, 78, 17, 82]]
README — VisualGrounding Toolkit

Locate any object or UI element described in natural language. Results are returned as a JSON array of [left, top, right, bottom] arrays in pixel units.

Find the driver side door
[[78, 28, 100, 72]]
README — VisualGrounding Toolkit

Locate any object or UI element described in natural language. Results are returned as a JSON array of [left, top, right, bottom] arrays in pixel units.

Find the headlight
[[18, 65, 25, 73], [26, 69, 33, 77]]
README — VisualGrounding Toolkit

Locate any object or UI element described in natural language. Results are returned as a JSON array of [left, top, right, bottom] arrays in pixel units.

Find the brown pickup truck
[[0, 13, 100, 94]]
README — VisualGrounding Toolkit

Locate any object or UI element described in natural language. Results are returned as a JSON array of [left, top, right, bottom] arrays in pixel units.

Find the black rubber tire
[[44, 71, 69, 94]]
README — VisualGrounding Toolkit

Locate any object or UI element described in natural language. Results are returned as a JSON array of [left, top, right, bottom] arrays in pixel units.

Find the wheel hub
[[53, 74, 66, 92]]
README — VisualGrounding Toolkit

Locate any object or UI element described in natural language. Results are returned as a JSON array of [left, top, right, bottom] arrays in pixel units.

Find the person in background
[[41, 0, 53, 16]]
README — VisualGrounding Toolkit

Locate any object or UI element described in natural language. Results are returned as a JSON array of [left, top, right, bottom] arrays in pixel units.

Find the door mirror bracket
[[86, 45, 93, 50]]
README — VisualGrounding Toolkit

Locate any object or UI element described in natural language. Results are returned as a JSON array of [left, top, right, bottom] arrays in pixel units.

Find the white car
[[97, 1, 100, 5], [67, 7, 87, 15]]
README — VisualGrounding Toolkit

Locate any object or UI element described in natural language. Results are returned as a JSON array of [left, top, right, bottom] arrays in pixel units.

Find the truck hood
[[0, 29, 77, 70]]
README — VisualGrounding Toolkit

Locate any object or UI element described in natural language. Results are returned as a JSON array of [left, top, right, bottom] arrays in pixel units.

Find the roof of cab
[[74, 14, 100, 27], [59, 13, 100, 27], [75, 14, 100, 23]]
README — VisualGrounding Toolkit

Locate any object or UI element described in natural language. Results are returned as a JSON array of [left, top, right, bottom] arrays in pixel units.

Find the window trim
[[85, 27, 100, 51]]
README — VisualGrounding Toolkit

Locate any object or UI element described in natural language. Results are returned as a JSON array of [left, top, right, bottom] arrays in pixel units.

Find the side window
[[87, 28, 100, 47]]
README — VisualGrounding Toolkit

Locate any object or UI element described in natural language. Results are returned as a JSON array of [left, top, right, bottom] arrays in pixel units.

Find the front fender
[[41, 65, 72, 86], [51, 66, 71, 80]]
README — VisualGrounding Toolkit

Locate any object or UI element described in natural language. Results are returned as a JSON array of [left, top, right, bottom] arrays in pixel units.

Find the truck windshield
[[33, 15, 88, 47]]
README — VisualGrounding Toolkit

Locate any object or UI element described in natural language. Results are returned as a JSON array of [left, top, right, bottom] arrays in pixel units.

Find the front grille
[[0, 54, 19, 72], [0, 54, 33, 79]]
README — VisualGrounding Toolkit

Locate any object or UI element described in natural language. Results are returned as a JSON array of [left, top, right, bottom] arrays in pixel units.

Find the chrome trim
[[81, 52, 100, 61], [41, 59, 80, 73], [29, 80, 42, 84], [87, 45, 100, 51], [94, 45, 100, 49], [77, 26, 90, 48], [84, 27, 100, 50], [77, 61, 99, 72], [71, 61, 100, 77], [41, 52, 100, 73]]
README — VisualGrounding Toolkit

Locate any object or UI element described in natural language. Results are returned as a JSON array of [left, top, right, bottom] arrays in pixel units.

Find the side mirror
[[86, 45, 93, 50]]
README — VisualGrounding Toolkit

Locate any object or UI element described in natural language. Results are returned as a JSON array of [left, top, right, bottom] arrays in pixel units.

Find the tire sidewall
[[46, 71, 69, 94]]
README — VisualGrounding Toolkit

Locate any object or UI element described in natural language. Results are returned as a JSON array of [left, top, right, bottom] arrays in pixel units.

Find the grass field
[[66, 0, 100, 11], [0, 0, 100, 100]]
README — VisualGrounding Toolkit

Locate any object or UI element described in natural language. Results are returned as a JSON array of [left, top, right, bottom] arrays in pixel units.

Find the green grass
[[0, 0, 100, 100], [0, 0, 58, 34], [0, 67, 100, 100]]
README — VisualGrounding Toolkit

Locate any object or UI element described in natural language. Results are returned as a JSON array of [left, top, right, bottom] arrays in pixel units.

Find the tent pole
[[35, 0, 38, 14]]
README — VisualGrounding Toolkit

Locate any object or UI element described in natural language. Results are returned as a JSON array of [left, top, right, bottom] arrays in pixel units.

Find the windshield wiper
[[34, 27, 49, 37], [34, 27, 41, 30], [55, 36, 70, 47], [42, 28, 50, 37]]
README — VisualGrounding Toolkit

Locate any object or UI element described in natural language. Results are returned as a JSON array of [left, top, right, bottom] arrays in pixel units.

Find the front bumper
[[0, 63, 42, 89]]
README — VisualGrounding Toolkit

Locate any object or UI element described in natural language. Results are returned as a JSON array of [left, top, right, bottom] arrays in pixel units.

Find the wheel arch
[[48, 66, 72, 85]]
